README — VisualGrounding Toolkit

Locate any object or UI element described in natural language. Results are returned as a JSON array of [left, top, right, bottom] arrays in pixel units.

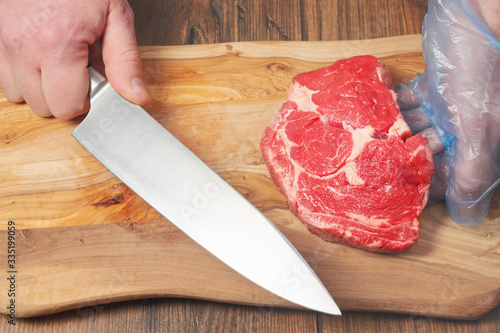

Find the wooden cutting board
[[1, 35, 499, 320]]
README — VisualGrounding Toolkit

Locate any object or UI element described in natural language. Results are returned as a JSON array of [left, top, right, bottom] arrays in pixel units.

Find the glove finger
[[446, 178, 499, 227], [445, 138, 500, 227], [420, 127, 445, 156], [394, 80, 420, 110], [401, 107, 433, 135], [427, 153, 449, 206]]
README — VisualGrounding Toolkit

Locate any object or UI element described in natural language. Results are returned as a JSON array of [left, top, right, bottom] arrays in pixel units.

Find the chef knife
[[72, 66, 341, 315]]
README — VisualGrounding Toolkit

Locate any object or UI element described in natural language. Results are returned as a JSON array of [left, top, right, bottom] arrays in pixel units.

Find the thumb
[[100, 1, 151, 106]]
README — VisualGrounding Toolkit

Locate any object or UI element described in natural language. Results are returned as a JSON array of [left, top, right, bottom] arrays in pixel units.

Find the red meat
[[260, 55, 433, 253]]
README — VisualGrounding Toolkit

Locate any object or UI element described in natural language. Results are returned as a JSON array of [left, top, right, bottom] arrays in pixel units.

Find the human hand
[[0, 0, 151, 119], [396, 0, 500, 226]]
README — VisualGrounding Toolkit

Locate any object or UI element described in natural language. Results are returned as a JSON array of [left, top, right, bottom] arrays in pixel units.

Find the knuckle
[[119, 3, 135, 26], [49, 94, 90, 120], [111, 0, 135, 27], [1, 24, 23, 51], [1, 18, 63, 56], [35, 24, 66, 49], [111, 47, 142, 71], [120, 49, 142, 65]]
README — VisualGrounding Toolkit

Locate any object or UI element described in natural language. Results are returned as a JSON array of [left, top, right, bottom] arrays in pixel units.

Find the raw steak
[[260, 55, 433, 253]]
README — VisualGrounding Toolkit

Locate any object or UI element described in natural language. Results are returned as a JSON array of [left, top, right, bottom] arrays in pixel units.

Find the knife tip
[[321, 304, 342, 316], [289, 282, 342, 316], [312, 297, 342, 316]]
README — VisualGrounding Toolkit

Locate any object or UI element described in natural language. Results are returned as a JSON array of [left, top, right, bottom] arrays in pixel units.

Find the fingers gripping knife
[[72, 66, 341, 315]]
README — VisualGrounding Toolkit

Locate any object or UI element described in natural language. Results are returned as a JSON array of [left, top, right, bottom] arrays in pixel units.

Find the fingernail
[[131, 77, 149, 96]]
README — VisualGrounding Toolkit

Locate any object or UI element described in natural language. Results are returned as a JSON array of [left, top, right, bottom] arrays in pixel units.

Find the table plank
[[2, 299, 500, 333], [131, 0, 429, 45]]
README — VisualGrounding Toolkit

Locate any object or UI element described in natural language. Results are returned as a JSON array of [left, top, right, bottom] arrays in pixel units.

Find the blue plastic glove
[[395, 0, 500, 226]]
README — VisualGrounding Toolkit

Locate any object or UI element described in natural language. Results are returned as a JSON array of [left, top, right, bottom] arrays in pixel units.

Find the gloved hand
[[396, 0, 500, 226], [0, 0, 151, 119]]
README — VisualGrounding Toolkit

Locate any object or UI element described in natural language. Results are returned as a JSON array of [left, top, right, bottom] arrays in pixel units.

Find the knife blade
[[72, 66, 341, 315]]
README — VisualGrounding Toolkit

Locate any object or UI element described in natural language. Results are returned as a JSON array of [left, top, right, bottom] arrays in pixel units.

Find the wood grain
[[0, 35, 424, 231], [1, 37, 499, 321], [130, 0, 428, 45]]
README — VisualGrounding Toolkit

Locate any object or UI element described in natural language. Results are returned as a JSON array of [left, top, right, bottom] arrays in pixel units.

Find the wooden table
[[2, 0, 499, 332]]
